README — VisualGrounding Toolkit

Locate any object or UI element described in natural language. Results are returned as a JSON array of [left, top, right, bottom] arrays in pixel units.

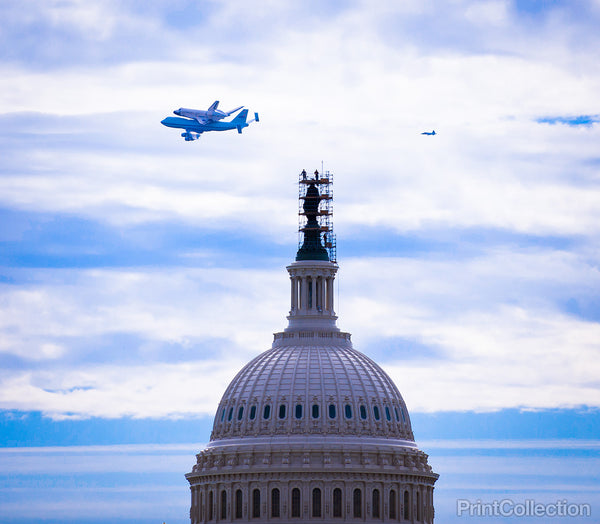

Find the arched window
[[291, 488, 301, 518], [208, 491, 214, 521], [401, 408, 406, 423], [271, 488, 280, 518], [403, 490, 410, 520], [312, 488, 322, 517], [333, 488, 343, 518], [295, 404, 303, 419], [394, 407, 400, 421], [344, 404, 353, 419], [228, 407, 234, 421], [372, 489, 380, 518], [373, 406, 380, 420], [235, 489, 243, 519], [252, 489, 261, 518], [360, 405, 367, 419], [220, 490, 227, 520], [237, 406, 244, 420], [385, 406, 391, 421], [249, 405, 256, 420], [353, 488, 362, 518], [328, 404, 336, 419], [263, 404, 271, 419], [278, 404, 287, 419], [312, 404, 320, 418], [389, 490, 396, 520], [220, 409, 226, 422]]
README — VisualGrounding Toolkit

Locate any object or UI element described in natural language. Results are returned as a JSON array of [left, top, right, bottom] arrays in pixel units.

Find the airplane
[[421, 130, 436, 135], [173, 100, 244, 124], [161, 109, 259, 141]]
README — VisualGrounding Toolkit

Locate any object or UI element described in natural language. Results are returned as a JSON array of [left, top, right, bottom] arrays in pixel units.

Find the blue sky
[[1, 0, 599, 523]]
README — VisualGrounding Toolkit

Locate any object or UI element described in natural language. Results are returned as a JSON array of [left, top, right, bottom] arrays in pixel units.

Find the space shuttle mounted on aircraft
[[174, 101, 244, 124], [161, 101, 259, 141]]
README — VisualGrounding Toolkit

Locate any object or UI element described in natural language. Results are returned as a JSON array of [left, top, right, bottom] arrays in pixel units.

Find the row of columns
[[289, 275, 335, 315], [190, 481, 434, 523]]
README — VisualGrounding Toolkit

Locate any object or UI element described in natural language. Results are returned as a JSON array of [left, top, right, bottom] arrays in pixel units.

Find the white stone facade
[[186, 259, 438, 523]]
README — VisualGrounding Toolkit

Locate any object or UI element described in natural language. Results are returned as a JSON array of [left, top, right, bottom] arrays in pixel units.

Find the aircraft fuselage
[[161, 116, 246, 133]]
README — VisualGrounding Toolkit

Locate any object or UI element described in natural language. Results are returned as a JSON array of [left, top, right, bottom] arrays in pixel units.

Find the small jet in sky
[[173, 100, 244, 124], [161, 108, 259, 141], [421, 130, 436, 136]]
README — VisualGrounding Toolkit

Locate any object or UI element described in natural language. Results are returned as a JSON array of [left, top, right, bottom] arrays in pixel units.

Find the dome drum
[[186, 470, 435, 524]]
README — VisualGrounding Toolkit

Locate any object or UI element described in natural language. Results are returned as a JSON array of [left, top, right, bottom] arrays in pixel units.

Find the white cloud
[[0, 0, 599, 420]]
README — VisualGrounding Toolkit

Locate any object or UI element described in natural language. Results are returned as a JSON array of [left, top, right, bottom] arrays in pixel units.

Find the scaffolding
[[298, 169, 337, 263]]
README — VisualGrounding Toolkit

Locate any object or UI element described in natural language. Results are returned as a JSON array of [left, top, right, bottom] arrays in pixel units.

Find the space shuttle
[[173, 101, 244, 125]]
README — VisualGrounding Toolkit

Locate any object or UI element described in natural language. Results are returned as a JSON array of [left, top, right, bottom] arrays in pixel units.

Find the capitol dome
[[186, 170, 438, 524], [210, 340, 414, 442]]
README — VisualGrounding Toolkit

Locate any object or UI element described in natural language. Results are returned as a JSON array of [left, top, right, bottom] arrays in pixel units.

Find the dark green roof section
[[296, 181, 329, 261]]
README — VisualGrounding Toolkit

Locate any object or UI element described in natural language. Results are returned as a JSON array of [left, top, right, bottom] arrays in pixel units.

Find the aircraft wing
[[224, 105, 244, 117]]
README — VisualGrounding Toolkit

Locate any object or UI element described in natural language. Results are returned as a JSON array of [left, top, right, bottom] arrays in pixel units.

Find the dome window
[[220, 490, 227, 520], [372, 489, 381, 518], [271, 488, 280, 518], [353, 488, 362, 518], [389, 490, 397, 520], [401, 408, 406, 422], [312, 488, 322, 517], [249, 405, 257, 420], [220, 408, 226, 422], [278, 404, 287, 419], [291, 488, 301, 518], [394, 407, 400, 421], [228, 407, 234, 421], [237, 406, 244, 420], [295, 404, 303, 419], [208, 491, 214, 520], [311, 404, 320, 419], [252, 489, 261, 518], [385, 406, 391, 421], [403, 490, 410, 520], [359, 405, 367, 419], [263, 404, 271, 420], [373, 406, 380, 420], [235, 489, 243, 519], [328, 404, 337, 419], [344, 404, 353, 419], [333, 488, 343, 518]]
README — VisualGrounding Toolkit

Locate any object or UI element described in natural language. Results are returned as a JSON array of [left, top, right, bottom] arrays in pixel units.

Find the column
[[301, 276, 308, 312], [290, 275, 297, 313]]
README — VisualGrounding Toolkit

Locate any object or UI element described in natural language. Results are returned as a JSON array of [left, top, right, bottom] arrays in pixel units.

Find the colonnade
[[190, 480, 434, 523], [287, 262, 338, 318], [290, 274, 335, 314]]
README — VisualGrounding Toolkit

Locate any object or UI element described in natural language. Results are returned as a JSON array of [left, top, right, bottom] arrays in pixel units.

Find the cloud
[[0, 0, 599, 421], [537, 115, 600, 126], [0, 243, 598, 418]]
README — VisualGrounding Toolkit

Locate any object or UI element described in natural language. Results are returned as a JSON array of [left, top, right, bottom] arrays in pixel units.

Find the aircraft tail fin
[[208, 100, 219, 112], [231, 109, 249, 124]]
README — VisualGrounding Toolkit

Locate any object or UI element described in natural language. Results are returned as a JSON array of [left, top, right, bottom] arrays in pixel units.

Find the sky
[[0, 0, 599, 523]]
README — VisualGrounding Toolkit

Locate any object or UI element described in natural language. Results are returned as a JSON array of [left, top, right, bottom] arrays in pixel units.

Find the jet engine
[[181, 131, 201, 141]]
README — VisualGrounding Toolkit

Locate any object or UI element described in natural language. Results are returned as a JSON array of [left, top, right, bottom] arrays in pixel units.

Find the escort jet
[[421, 130, 436, 135], [173, 100, 244, 124], [161, 108, 259, 141]]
